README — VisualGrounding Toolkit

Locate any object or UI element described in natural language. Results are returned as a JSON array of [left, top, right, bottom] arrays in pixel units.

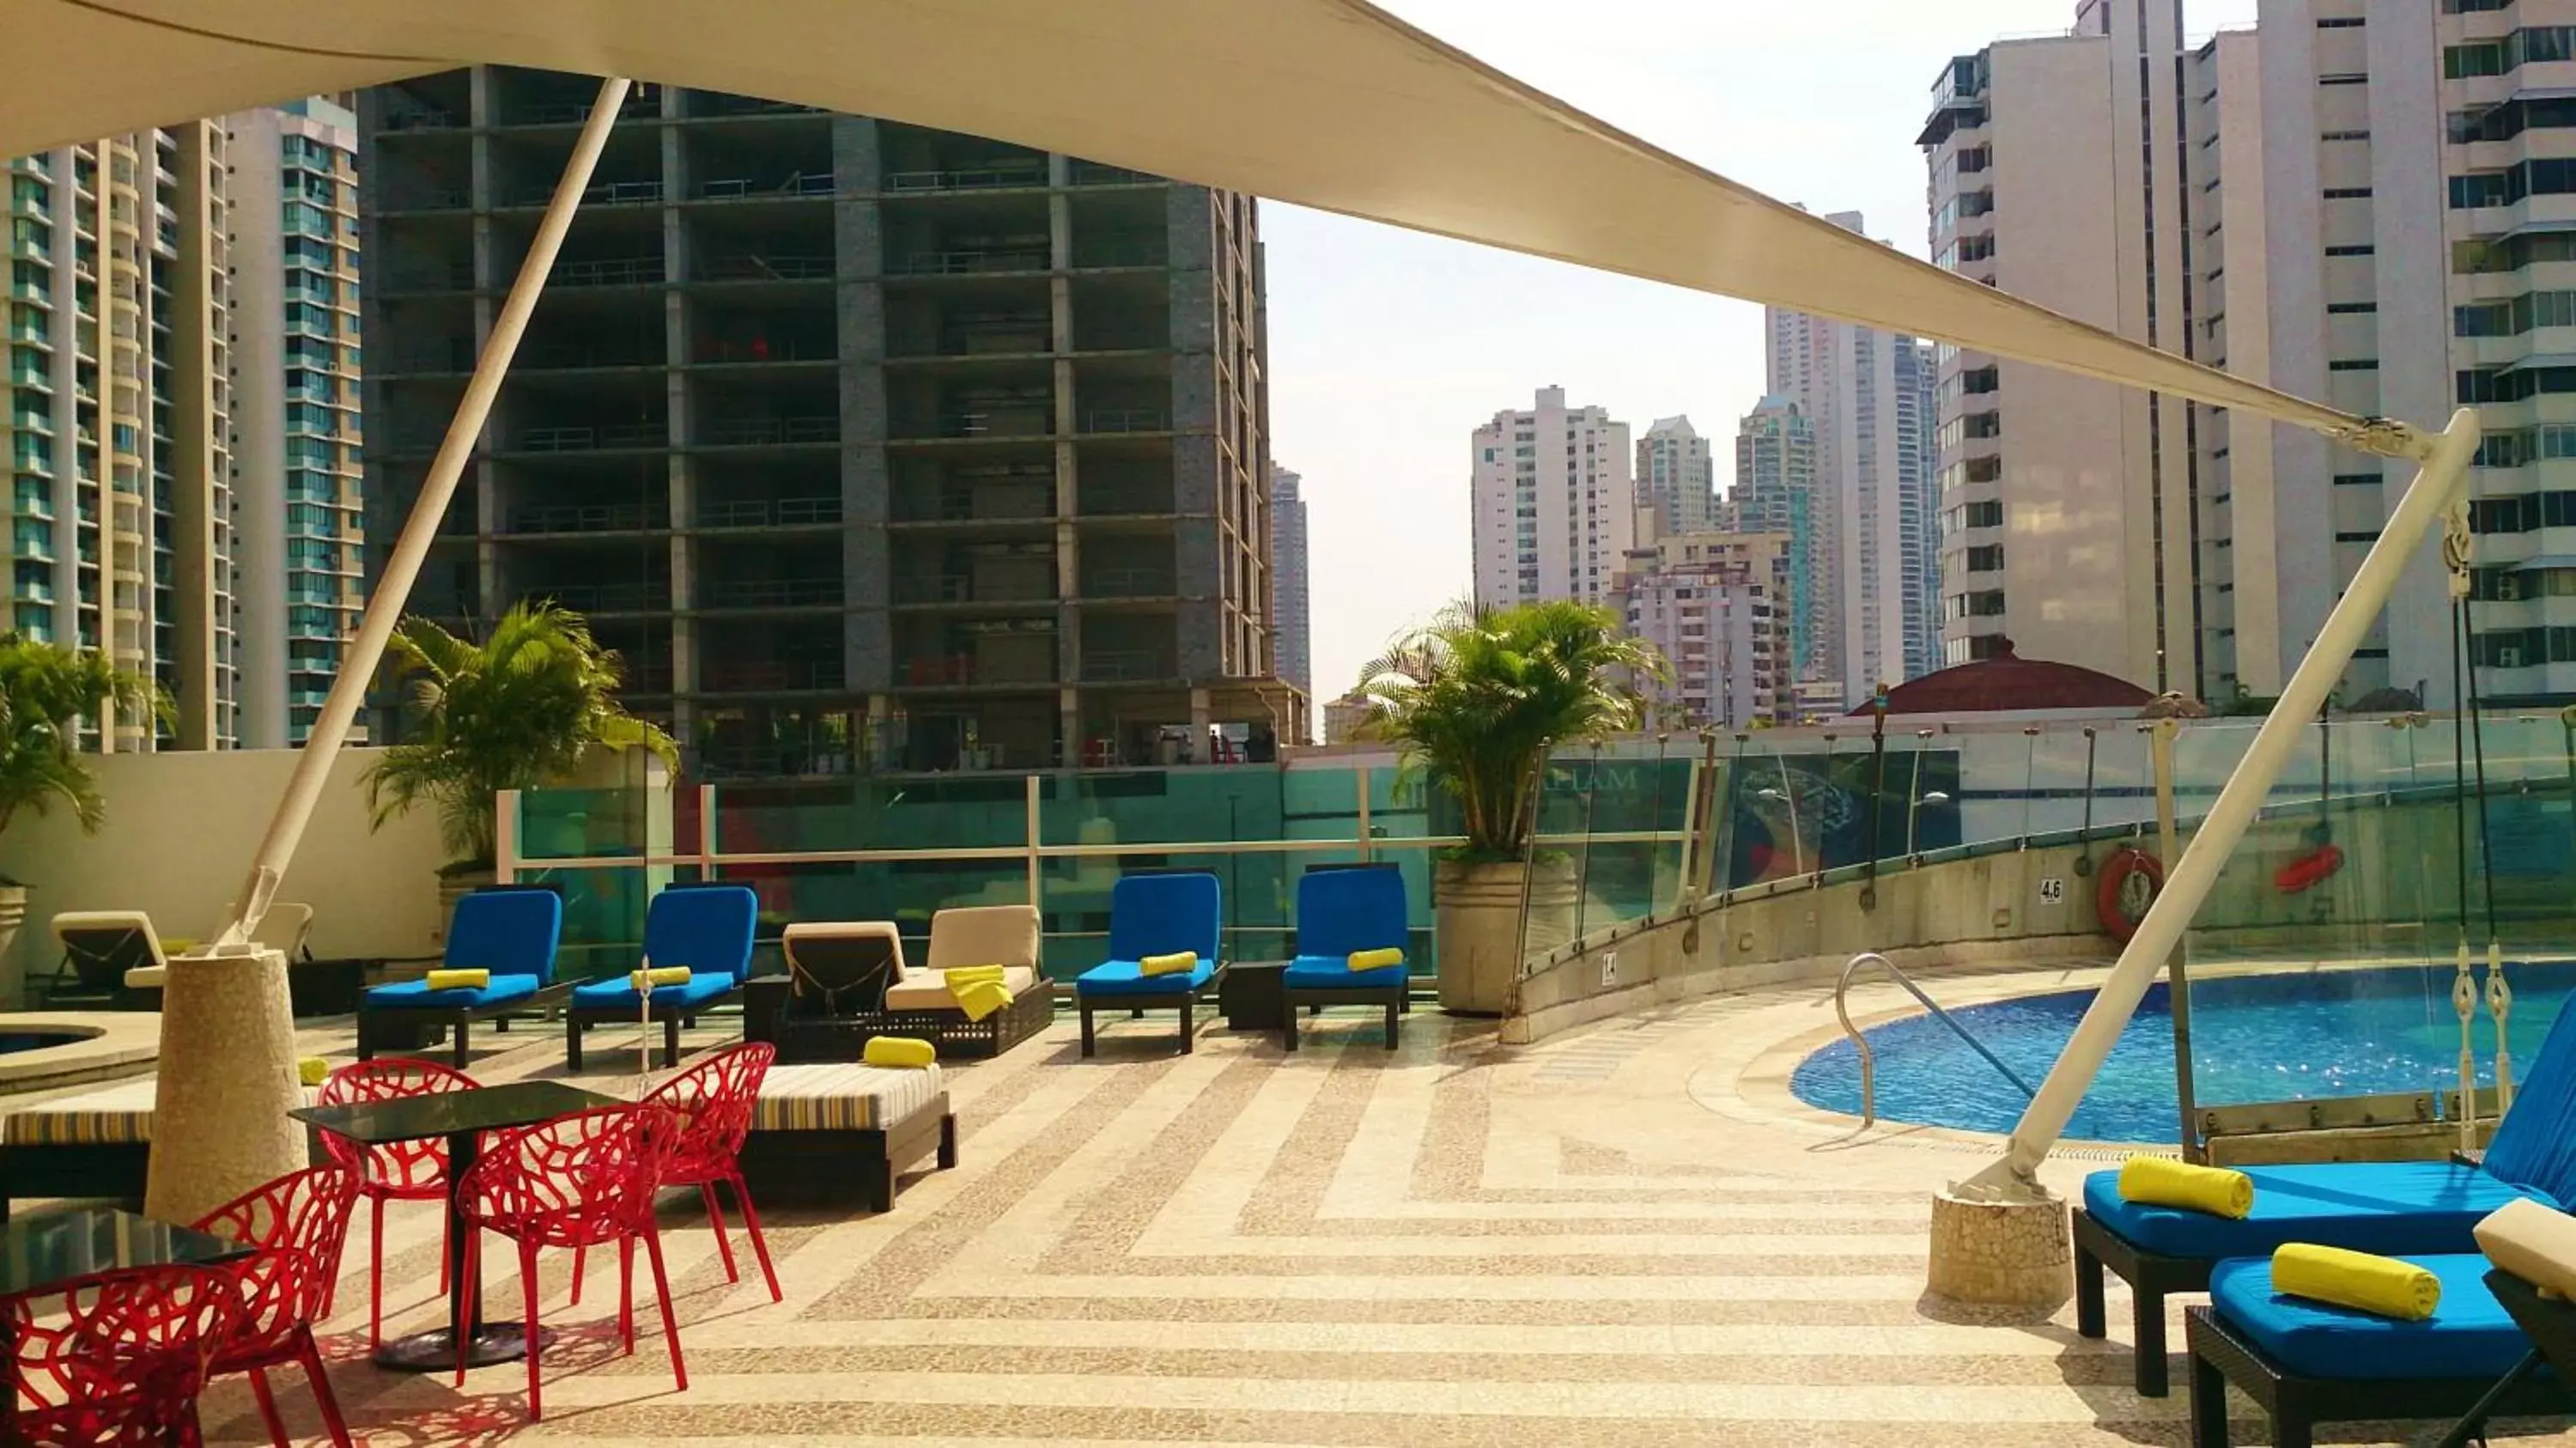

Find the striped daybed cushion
[[4, 1078, 323, 1147], [752, 1062, 943, 1133]]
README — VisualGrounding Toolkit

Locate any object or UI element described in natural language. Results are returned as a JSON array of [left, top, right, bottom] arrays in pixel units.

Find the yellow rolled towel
[[629, 965, 693, 992], [943, 964, 1009, 989], [424, 968, 490, 991], [954, 979, 1015, 1023], [1346, 947, 1404, 972], [863, 1036, 937, 1068], [1139, 951, 1199, 976], [2271, 1243, 2441, 1320], [2116, 1156, 2254, 1219], [297, 1056, 331, 1088]]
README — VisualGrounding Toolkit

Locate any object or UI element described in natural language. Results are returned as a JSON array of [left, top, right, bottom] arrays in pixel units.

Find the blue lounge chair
[[2077, 997, 2576, 1396], [357, 888, 566, 1070], [1279, 863, 1410, 1053], [2184, 1255, 2575, 1446], [562, 884, 760, 1071], [1074, 872, 1222, 1056]]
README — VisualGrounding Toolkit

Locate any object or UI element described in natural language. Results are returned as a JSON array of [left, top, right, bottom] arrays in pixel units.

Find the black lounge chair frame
[[749, 931, 1059, 1062], [1078, 966, 1224, 1058], [356, 981, 573, 1072], [2074, 1203, 2212, 1396], [563, 980, 742, 1072], [2184, 1295, 2573, 1448], [735, 1092, 960, 1213], [1281, 980, 1409, 1052]]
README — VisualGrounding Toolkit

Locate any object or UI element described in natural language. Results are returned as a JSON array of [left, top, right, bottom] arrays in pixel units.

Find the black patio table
[[292, 1079, 615, 1372]]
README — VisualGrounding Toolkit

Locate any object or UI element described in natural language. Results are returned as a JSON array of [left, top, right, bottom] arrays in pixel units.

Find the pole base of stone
[[144, 947, 306, 1226], [1926, 1186, 2071, 1308]]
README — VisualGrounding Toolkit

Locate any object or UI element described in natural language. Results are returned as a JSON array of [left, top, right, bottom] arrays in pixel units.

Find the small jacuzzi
[[1791, 964, 2576, 1142]]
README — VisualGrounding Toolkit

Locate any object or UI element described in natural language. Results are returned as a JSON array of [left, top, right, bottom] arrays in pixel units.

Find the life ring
[[2097, 847, 2163, 943]]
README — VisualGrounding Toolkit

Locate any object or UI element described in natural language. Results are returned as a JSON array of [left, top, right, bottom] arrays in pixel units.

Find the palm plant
[[0, 636, 167, 846], [1356, 599, 1665, 861], [365, 601, 678, 869]]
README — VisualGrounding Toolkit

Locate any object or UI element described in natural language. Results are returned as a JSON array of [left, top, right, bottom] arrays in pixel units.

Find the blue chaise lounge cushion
[[2209, 1252, 2530, 1380], [568, 973, 741, 1010], [1077, 958, 1215, 996], [364, 974, 542, 1010], [2081, 1160, 2551, 1259], [1282, 955, 1406, 991]]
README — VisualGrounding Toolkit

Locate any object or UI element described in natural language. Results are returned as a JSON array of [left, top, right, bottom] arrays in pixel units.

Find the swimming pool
[[1789, 964, 2576, 1142]]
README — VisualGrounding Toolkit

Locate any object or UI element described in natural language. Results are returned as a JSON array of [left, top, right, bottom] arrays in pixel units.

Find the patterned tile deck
[[143, 974, 2574, 1445]]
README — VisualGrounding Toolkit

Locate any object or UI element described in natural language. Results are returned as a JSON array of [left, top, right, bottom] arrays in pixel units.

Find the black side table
[[1218, 960, 1286, 1031]]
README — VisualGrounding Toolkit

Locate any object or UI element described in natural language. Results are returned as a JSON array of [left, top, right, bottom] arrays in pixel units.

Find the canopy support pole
[[1951, 407, 2479, 1205], [207, 77, 633, 949]]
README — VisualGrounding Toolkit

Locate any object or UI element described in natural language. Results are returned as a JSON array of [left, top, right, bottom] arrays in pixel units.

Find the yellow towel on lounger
[[864, 1036, 937, 1068], [297, 1056, 331, 1087], [2272, 1243, 2441, 1320], [954, 980, 1014, 1023], [943, 964, 1008, 988], [1346, 947, 1403, 972], [2116, 1156, 2254, 1219], [1139, 951, 1198, 976], [629, 965, 692, 991], [423, 968, 490, 991]]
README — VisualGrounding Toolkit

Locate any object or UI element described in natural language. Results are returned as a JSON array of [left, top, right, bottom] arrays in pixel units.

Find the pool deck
[[105, 961, 2567, 1445]]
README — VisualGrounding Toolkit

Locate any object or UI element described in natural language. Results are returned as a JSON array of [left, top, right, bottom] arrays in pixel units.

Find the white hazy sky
[[1268, 0, 2259, 709]]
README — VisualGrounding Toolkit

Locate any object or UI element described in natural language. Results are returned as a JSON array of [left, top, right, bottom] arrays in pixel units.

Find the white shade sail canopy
[[13, 0, 2412, 455]]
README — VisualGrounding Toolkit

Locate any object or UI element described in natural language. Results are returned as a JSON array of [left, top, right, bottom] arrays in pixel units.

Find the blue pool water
[[1789, 964, 2576, 1142]]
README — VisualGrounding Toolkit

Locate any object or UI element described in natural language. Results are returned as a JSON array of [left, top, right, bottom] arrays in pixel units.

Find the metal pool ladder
[[1833, 952, 2037, 1128]]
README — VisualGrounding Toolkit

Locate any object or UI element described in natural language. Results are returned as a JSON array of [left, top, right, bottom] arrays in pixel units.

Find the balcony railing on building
[[701, 659, 845, 692], [518, 421, 667, 453], [700, 576, 842, 610], [1081, 409, 1169, 435], [696, 496, 841, 528], [509, 502, 665, 534], [696, 173, 834, 200], [887, 246, 1050, 277], [699, 253, 835, 282], [1082, 649, 1174, 682], [537, 580, 671, 613], [899, 654, 1058, 687], [552, 255, 665, 288], [1082, 568, 1174, 599], [698, 416, 838, 447], [884, 160, 1048, 192]]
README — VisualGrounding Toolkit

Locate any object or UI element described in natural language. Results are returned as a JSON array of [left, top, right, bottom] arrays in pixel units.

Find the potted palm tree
[[365, 601, 678, 920], [1358, 600, 1662, 1013], [0, 637, 165, 997]]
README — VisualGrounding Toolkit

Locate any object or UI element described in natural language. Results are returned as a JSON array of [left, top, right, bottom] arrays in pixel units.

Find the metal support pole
[[698, 783, 719, 878], [1356, 766, 1374, 863], [1024, 773, 1043, 908], [2151, 721, 2201, 1165], [494, 789, 522, 886], [1956, 408, 2478, 1202], [209, 77, 635, 949]]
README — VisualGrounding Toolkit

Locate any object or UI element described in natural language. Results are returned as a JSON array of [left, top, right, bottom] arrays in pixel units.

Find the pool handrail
[[1833, 951, 2038, 1129]]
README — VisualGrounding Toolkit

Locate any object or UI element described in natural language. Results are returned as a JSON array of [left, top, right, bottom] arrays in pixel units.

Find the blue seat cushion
[[2209, 1252, 2530, 1380], [1077, 958, 1215, 997], [2081, 1160, 2553, 1260], [569, 973, 740, 1010], [1282, 955, 1407, 991], [364, 974, 542, 1010]]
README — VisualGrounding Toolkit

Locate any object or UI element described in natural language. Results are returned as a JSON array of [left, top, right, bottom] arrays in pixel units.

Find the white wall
[[0, 746, 450, 1001]]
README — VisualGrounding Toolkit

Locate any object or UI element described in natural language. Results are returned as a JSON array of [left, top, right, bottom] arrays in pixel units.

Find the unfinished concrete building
[[358, 67, 1295, 776]]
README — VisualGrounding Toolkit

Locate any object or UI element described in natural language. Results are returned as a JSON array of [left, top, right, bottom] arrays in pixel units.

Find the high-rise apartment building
[[1635, 416, 1718, 538], [1269, 461, 1309, 706], [1898, 337, 1943, 682], [4, 124, 234, 750], [1764, 213, 1944, 701], [1921, 0, 2211, 696], [225, 99, 366, 748], [1469, 386, 1633, 609], [1611, 529, 1792, 728], [359, 70, 1291, 775], [1731, 395, 1827, 686]]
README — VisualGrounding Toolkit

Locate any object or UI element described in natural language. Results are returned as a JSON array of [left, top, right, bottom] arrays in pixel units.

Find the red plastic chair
[[459, 1104, 686, 1419], [4, 1262, 238, 1447], [191, 1163, 361, 1448], [574, 1042, 780, 1305], [315, 1057, 477, 1351]]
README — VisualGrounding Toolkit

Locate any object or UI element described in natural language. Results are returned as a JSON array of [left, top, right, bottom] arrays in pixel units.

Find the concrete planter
[[0, 885, 26, 1007], [1434, 857, 1577, 1015]]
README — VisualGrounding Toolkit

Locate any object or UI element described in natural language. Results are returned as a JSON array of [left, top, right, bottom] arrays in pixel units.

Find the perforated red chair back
[[462, 1104, 679, 1250], [316, 1057, 478, 1196], [644, 1042, 775, 1183], [191, 1163, 359, 1367], [4, 1263, 236, 1445]]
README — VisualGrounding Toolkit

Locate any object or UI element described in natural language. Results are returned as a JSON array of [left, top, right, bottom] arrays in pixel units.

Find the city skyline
[[1268, 0, 2261, 709]]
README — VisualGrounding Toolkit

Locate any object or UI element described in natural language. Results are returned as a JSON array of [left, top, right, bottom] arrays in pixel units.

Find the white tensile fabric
[[9, 0, 2397, 450]]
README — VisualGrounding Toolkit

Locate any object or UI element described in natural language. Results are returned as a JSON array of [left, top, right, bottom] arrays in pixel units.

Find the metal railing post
[[1356, 765, 1373, 862], [698, 783, 719, 879], [1024, 773, 1043, 907]]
